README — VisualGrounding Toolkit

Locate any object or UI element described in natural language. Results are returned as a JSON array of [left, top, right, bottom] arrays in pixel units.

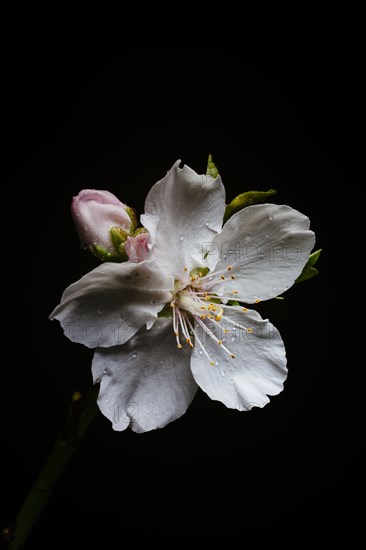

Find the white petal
[[141, 160, 226, 279], [50, 261, 173, 348], [211, 204, 315, 302], [92, 319, 198, 433], [190, 306, 287, 411]]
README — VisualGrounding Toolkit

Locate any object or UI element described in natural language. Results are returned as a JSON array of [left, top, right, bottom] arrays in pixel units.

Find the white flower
[[50, 160, 315, 433]]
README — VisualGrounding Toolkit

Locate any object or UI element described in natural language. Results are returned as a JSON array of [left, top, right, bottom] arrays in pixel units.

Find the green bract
[[295, 249, 321, 283]]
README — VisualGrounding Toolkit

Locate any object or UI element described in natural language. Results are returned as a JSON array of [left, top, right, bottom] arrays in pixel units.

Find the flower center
[[170, 265, 254, 365]]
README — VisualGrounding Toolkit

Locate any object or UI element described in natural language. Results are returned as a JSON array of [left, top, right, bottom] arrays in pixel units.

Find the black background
[[3, 42, 361, 544]]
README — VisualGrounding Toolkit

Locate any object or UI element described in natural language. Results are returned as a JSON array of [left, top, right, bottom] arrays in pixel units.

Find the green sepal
[[206, 154, 219, 179], [92, 244, 115, 262], [125, 206, 138, 234], [224, 189, 277, 223], [118, 242, 128, 261], [227, 300, 240, 306], [133, 227, 148, 237], [110, 226, 129, 253], [295, 249, 322, 284]]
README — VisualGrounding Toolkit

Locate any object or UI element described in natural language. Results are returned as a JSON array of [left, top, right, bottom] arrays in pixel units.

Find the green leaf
[[227, 300, 240, 306], [224, 189, 277, 223], [295, 249, 322, 283], [206, 153, 219, 179]]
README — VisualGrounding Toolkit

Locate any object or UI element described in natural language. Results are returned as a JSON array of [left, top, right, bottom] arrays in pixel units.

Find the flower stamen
[[185, 317, 215, 365]]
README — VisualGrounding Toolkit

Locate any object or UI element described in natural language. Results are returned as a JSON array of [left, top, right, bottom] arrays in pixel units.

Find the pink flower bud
[[124, 232, 150, 263], [71, 189, 133, 253]]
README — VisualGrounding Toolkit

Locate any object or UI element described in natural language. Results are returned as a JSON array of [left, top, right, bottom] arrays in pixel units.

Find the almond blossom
[[50, 161, 315, 432]]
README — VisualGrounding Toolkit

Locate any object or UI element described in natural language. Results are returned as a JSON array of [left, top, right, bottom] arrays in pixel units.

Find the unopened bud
[[71, 189, 137, 261]]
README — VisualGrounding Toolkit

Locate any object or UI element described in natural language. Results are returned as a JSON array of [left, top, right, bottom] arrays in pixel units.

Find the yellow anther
[[200, 306, 206, 310], [221, 275, 225, 280], [177, 344, 182, 349], [232, 290, 238, 295], [255, 299, 261, 303], [242, 307, 248, 312], [224, 329, 229, 334], [218, 340, 223, 345], [174, 331, 179, 336], [215, 315, 222, 322], [203, 291, 208, 296], [231, 275, 235, 280], [186, 338, 191, 344], [198, 272, 203, 277], [230, 354, 236, 359], [227, 265, 233, 271], [210, 361, 215, 366], [205, 295, 212, 301], [191, 275, 196, 282], [184, 267, 188, 272], [189, 342, 194, 348], [200, 314, 206, 320], [247, 328, 253, 333]]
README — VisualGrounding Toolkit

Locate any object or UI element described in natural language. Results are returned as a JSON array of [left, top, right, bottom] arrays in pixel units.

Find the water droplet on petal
[[199, 350, 203, 355], [132, 354, 137, 359], [269, 216, 273, 221], [179, 233, 185, 241], [220, 370, 226, 377], [231, 336, 236, 342], [230, 378, 234, 384], [216, 360, 220, 366], [272, 287, 276, 291]]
